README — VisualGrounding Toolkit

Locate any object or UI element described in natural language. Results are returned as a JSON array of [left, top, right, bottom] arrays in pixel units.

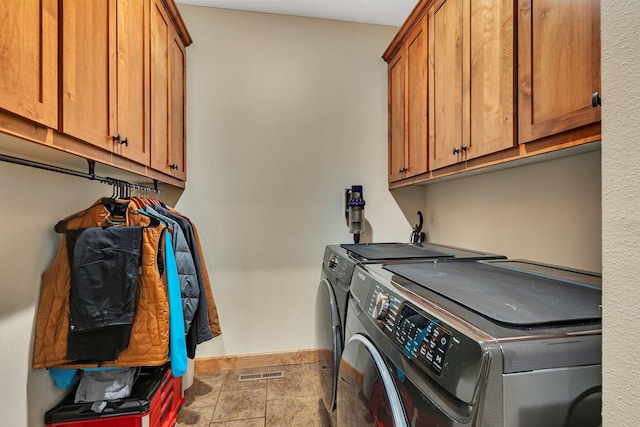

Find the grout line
[[263, 383, 268, 424]]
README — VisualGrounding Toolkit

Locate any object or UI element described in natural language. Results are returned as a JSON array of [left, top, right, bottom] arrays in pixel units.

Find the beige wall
[[174, 6, 420, 356], [422, 149, 602, 271], [0, 139, 111, 427], [601, 1, 640, 425]]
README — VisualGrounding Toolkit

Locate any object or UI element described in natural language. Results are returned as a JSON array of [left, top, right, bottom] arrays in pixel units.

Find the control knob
[[372, 292, 390, 320]]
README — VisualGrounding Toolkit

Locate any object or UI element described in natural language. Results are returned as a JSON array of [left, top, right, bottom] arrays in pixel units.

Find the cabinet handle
[[112, 134, 129, 146], [592, 92, 601, 107], [452, 147, 460, 155]]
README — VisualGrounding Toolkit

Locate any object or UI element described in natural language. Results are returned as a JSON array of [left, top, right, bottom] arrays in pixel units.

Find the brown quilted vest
[[32, 199, 169, 369]]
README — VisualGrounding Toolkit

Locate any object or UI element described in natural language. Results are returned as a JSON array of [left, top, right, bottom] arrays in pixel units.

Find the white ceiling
[[174, 0, 418, 26]]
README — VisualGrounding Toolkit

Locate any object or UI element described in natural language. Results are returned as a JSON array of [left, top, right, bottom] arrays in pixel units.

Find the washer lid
[[340, 242, 503, 261], [384, 261, 602, 326]]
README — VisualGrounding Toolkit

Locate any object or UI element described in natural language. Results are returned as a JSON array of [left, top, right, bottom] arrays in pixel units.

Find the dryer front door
[[337, 333, 408, 427], [315, 278, 342, 412]]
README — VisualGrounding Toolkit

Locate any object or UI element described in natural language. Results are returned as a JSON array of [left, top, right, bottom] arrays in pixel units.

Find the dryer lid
[[384, 261, 602, 326]]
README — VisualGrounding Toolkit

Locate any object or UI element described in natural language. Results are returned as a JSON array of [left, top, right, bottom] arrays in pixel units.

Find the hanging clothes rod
[[0, 153, 162, 194]]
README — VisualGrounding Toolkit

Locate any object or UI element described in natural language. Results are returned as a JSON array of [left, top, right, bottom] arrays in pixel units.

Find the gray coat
[[145, 206, 200, 333]]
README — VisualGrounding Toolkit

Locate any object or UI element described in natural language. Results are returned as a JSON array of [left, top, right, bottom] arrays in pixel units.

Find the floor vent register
[[238, 371, 285, 382]]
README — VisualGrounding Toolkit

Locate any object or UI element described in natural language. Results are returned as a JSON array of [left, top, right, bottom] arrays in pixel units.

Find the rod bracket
[[87, 159, 96, 180]]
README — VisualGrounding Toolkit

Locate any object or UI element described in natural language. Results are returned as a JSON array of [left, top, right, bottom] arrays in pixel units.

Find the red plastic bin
[[45, 365, 184, 427]]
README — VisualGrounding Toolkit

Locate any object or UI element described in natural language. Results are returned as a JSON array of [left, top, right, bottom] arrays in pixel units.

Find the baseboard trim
[[195, 349, 323, 373]]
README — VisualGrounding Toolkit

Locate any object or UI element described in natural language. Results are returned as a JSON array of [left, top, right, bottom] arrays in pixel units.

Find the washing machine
[[315, 243, 505, 414], [336, 259, 602, 426]]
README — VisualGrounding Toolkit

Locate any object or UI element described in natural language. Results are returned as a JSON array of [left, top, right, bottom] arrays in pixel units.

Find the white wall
[[601, 1, 640, 425], [422, 150, 602, 271], [174, 6, 420, 356]]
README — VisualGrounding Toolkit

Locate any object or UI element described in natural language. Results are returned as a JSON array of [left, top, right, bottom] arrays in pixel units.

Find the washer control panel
[[368, 285, 452, 377], [323, 247, 354, 282], [395, 304, 451, 376], [354, 266, 488, 405]]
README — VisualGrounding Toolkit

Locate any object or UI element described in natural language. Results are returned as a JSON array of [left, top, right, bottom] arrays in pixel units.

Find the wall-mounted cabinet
[[0, 0, 58, 129], [150, 0, 187, 180], [518, 0, 601, 143], [429, 0, 515, 170], [385, 0, 600, 188], [0, 0, 191, 188], [61, 0, 149, 165], [386, 14, 428, 183]]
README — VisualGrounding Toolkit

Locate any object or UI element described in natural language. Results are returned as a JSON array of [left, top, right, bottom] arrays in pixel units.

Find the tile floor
[[176, 362, 335, 427]]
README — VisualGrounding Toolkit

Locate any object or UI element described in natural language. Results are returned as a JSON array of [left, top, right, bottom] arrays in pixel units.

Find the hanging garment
[[66, 226, 143, 362], [32, 199, 170, 369], [164, 208, 222, 336], [144, 205, 200, 334], [189, 220, 222, 337], [153, 205, 216, 357], [163, 231, 187, 376], [132, 197, 221, 341]]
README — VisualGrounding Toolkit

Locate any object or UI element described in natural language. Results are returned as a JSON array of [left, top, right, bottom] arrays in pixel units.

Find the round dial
[[372, 292, 390, 320]]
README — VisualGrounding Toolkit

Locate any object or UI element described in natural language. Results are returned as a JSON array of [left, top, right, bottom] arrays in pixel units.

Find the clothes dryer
[[315, 243, 504, 414], [337, 260, 602, 426]]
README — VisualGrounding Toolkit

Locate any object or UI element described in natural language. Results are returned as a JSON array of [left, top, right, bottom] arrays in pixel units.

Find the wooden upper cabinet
[[428, 0, 464, 170], [150, 0, 170, 175], [115, 0, 149, 165], [518, 0, 601, 143], [405, 19, 428, 179], [61, 0, 114, 151], [429, 0, 515, 170], [0, 0, 58, 128], [150, 0, 187, 180], [467, 0, 515, 159], [61, 0, 149, 165], [388, 51, 406, 183], [169, 35, 187, 180], [386, 15, 428, 183]]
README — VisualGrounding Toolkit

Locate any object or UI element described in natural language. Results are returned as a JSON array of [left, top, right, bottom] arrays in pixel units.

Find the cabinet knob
[[452, 147, 460, 155], [592, 92, 601, 107], [170, 163, 179, 170], [112, 134, 121, 143], [461, 145, 467, 152], [121, 137, 128, 147]]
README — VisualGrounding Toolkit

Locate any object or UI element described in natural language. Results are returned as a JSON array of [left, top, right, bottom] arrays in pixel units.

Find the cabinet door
[[150, 0, 171, 174], [388, 51, 406, 183], [467, 0, 515, 159], [405, 17, 428, 178], [150, 0, 187, 180], [61, 0, 116, 151], [518, 0, 601, 143], [169, 34, 187, 180], [116, 0, 150, 165], [429, 0, 464, 170], [0, 0, 57, 128]]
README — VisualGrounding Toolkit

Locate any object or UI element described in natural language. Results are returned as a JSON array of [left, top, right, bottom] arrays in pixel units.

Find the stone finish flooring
[[177, 362, 335, 427]]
